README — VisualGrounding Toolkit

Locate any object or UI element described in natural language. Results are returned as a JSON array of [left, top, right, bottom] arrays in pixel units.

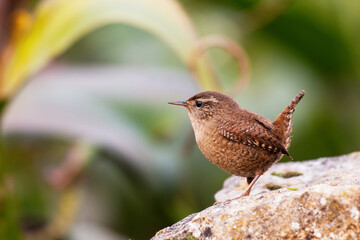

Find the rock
[[152, 152, 360, 240]]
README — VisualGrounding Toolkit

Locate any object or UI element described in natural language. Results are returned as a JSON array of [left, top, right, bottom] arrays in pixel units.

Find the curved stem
[[188, 35, 251, 97]]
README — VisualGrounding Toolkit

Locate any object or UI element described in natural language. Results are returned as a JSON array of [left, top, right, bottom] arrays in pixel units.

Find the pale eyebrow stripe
[[195, 97, 219, 103]]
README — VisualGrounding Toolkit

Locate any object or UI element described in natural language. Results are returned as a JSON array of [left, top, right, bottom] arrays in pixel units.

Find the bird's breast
[[190, 119, 282, 177]]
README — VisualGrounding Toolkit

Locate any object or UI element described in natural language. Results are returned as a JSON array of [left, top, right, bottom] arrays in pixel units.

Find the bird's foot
[[213, 191, 250, 205], [213, 199, 231, 205]]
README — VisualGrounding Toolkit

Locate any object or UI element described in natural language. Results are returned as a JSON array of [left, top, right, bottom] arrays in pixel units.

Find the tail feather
[[273, 90, 305, 148]]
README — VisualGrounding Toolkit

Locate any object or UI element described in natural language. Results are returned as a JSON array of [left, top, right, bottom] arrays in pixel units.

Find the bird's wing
[[218, 119, 291, 157]]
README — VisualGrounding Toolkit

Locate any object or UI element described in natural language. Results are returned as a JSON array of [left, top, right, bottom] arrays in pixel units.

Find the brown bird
[[169, 90, 305, 201]]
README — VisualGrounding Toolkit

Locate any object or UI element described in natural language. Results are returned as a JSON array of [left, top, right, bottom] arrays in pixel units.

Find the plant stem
[[0, 99, 23, 239], [0, 99, 7, 117]]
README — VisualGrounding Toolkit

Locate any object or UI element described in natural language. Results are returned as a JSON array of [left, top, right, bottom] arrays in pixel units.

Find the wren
[[169, 90, 305, 200]]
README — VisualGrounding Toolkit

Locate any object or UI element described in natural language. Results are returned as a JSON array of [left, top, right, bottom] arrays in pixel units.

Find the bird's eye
[[195, 101, 203, 108]]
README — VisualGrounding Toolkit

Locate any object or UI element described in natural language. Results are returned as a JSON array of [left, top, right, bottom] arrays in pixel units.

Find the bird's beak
[[168, 101, 187, 107]]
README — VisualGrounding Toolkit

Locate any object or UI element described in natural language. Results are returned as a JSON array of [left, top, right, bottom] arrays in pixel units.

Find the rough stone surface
[[152, 152, 360, 240]]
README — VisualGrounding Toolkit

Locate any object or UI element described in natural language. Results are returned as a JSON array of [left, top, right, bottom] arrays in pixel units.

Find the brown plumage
[[169, 90, 305, 200]]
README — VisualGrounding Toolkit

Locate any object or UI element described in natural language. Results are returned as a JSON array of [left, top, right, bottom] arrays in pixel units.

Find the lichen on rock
[[152, 152, 360, 240]]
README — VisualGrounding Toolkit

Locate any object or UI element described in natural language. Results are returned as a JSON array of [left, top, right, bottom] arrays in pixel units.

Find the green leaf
[[0, 0, 219, 98]]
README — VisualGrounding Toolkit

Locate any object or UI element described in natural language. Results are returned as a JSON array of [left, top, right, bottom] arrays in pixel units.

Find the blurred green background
[[0, 0, 359, 239]]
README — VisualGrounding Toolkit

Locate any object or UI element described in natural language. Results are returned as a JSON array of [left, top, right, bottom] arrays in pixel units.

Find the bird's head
[[168, 91, 239, 122]]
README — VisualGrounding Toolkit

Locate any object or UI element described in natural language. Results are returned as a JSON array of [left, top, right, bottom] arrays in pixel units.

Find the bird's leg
[[214, 175, 262, 205], [237, 174, 261, 198]]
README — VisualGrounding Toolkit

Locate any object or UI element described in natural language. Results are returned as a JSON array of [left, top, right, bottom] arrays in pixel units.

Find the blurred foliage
[[0, 0, 231, 99], [1, 0, 360, 239]]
